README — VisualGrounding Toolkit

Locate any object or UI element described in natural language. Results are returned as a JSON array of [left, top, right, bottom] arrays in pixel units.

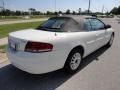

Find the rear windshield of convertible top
[[36, 17, 70, 32]]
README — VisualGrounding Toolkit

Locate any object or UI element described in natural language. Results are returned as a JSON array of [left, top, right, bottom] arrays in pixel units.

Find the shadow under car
[[0, 45, 109, 90]]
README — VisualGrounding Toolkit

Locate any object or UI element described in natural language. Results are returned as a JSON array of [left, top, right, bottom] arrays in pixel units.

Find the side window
[[83, 19, 92, 31], [89, 19, 105, 30]]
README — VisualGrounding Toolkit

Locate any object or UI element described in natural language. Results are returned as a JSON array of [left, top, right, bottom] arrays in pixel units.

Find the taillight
[[25, 41, 53, 53]]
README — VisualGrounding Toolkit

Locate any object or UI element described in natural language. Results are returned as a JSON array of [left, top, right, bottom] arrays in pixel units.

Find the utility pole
[[0, 0, 5, 11], [55, 0, 56, 12], [55, 0, 57, 16], [102, 5, 104, 14], [79, 8, 81, 15], [88, 0, 91, 14], [3, 0, 5, 10], [2, 0, 5, 11], [0, 6, 2, 11]]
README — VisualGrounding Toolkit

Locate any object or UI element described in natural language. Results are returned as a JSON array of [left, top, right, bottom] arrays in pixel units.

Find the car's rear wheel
[[107, 34, 114, 47], [64, 49, 82, 73]]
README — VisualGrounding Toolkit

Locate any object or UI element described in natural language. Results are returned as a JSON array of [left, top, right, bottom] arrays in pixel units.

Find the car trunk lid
[[8, 29, 56, 52]]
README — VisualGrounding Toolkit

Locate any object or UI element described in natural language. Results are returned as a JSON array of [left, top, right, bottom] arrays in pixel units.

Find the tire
[[64, 49, 82, 73], [106, 34, 114, 47]]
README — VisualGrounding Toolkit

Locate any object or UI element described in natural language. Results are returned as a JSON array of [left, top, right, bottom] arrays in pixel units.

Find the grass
[[0, 45, 6, 53], [0, 21, 44, 39]]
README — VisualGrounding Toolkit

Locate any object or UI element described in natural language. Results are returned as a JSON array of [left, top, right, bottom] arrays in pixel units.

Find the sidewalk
[[0, 18, 48, 25], [0, 38, 8, 65], [0, 53, 8, 64], [0, 37, 8, 45], [0, 56, 10, 68]]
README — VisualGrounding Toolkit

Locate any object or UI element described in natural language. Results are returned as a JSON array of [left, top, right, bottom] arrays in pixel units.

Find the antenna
[[88, 0, 91, 14]]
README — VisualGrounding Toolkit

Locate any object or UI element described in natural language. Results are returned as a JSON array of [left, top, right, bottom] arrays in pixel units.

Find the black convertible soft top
[[50, 15, 93, 23]]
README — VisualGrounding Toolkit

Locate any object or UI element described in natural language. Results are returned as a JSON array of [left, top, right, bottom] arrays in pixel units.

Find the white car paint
[[6, 21, 114, 74]]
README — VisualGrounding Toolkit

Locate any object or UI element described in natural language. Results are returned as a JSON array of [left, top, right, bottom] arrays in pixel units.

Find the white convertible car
[[6, 16, 114, 74]]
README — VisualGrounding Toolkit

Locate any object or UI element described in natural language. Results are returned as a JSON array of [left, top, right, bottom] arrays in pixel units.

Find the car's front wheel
[[64, 49, 82, 73]]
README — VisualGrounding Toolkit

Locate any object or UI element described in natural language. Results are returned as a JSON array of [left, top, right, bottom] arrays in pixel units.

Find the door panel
[[82, 18, 97, 56], [95, 30, 106, 49], [85, 31, 97, 55], [89, 18, 106, 49]]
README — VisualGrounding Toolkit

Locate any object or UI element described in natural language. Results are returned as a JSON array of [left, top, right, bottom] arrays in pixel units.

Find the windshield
[[36, 18, 67, 32]]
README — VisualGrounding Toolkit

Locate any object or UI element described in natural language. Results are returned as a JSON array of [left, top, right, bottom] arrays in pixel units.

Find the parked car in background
[[6, 15, 114, 74]]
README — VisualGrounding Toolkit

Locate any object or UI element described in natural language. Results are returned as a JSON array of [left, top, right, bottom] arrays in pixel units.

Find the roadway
[[0, 18, 120, 90]]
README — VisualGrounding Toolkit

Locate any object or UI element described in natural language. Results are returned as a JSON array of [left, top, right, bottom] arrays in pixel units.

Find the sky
[[0, 0, 120, 12]]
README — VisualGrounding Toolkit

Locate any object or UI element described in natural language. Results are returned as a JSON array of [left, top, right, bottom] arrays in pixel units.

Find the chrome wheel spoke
[[70, 53, 81, 70]]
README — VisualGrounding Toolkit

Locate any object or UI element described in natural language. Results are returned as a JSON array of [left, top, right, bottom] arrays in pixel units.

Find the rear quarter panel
[[53, 31, 96, 59]]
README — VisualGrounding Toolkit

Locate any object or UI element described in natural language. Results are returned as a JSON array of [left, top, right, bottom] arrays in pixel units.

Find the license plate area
[[9, 40, 18, 52]]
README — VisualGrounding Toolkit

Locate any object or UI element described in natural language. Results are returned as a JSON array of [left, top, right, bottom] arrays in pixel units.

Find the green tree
[[66, 9, 71, 14], [72, 11, 76, 15], [110, 7, 118, 15], [15, 10, 21, 16], [29, 8, 36, 15]]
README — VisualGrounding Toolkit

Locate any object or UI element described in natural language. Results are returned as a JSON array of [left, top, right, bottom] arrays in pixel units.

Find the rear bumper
[[6, 45, 68, 74]]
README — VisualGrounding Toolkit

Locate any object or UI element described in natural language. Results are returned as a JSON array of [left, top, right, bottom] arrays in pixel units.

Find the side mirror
[[105, 24, 111, 29]]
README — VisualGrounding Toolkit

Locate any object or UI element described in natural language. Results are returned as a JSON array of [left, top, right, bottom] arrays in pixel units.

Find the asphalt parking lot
[[0, 18, 120, 90]]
